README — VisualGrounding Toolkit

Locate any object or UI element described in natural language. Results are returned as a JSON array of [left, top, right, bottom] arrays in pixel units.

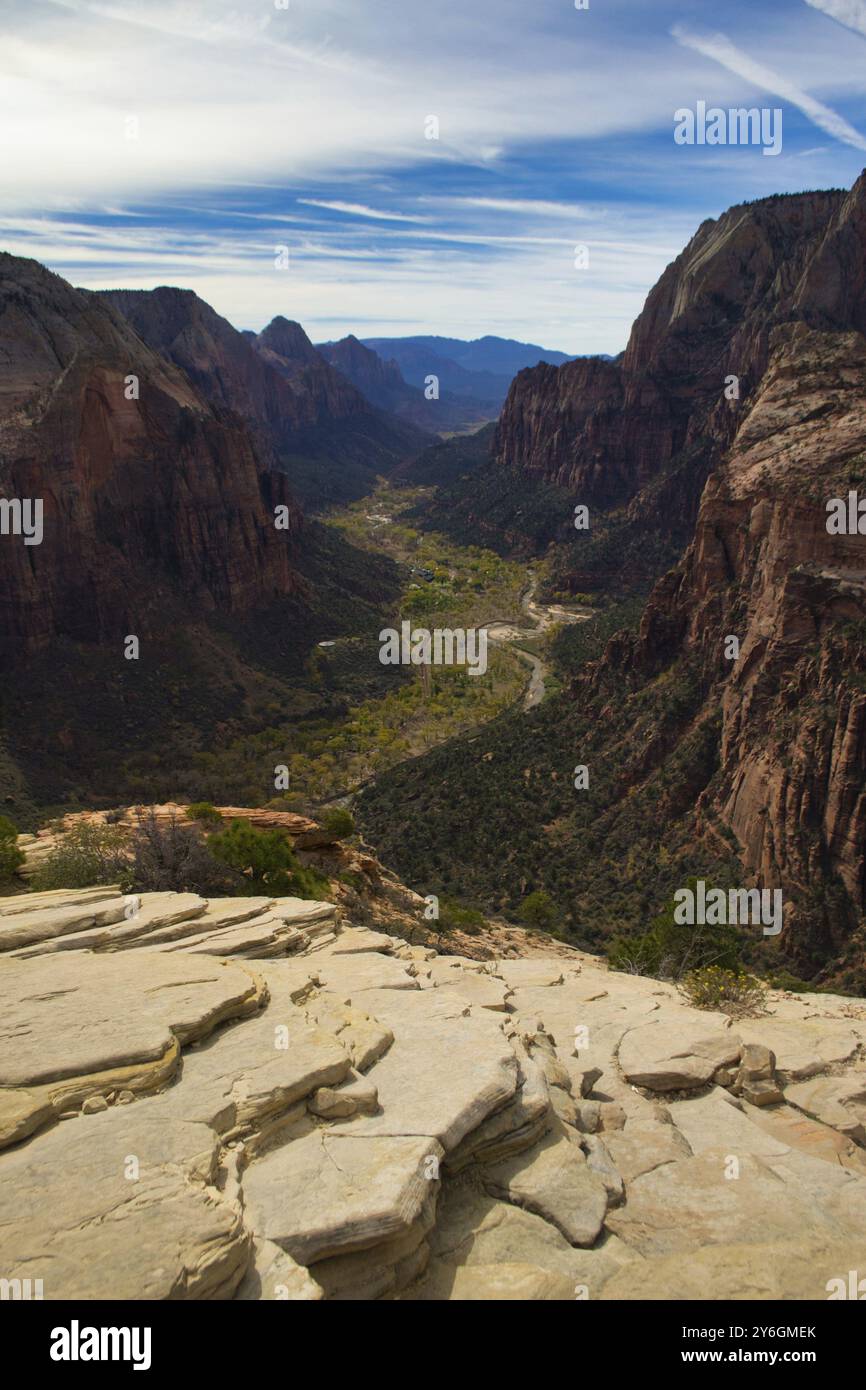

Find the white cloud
[[0, 201, 694, 353], [297, 200, 429, 223], [427, 197, 590, 218], [0, 0, 746, 208], [671, 24, 866, 152], [1, 1, 863, 349], [803, 0, 866, 39]]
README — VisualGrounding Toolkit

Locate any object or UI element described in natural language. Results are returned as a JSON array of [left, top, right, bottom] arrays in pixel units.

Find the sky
[[1, 0, 865, 354]]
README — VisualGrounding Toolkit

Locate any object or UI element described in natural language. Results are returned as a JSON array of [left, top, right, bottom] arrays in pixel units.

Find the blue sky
[[1, 0, 865, 353]]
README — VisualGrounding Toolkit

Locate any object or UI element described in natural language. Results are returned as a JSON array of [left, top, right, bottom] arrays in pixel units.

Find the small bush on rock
[[208, 820, 329, 900], [31, 824, 129, 891], [680, 966, 767, 1018], [438, 898, 485, 934], [126, 811, 231, 895], [185, 802, 223, 827], [519, 889, 558, 932], [321, 807, 355, 840]]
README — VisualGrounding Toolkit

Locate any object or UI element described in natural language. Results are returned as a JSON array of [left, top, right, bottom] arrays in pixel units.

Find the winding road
[[485, 574, 592, 710]]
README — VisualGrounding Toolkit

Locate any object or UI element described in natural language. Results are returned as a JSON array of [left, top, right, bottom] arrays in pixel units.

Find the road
[[485, 574, 592, 710]]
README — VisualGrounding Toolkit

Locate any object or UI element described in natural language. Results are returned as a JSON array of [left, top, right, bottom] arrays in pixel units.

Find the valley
[[2, 174, 866, 995], [288, 481, 592, 801], [7, 0, 866, 1317]]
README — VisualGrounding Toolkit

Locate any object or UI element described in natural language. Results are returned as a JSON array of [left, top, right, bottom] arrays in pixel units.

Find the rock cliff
[[99, 294, 430, 508], [318, 334, 491, 433], [590, 316, 866, 972], [374, 174, 866, 980], [427, 185, 856, 585], [0, 255, 304, 660]]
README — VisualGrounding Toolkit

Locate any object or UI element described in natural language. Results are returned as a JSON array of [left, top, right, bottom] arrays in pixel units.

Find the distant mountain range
[[317, 333, 577, 435]]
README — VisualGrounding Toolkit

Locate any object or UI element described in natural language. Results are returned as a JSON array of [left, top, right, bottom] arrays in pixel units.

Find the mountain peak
[[257, 316, 320, 366]]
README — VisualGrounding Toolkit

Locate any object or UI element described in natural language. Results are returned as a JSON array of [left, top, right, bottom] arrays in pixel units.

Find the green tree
[[185, 801, 223, 827], [0, 815, 23, 882], [209, 820, 328, 899], [31, 824, 129, 891], [321, 807, 355, 840], [519, 889, 558, 931], [607, 878, 744, 979]]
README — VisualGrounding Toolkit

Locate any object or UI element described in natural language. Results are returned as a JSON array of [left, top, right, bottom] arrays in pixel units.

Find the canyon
[[2, 170, 866, 1306], [359, 172, 866, 988]]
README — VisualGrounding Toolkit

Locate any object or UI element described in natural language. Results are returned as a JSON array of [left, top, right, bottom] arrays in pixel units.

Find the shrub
[[438, 897, 485, 934], [30, 824, 129, 891], [185, 802, 223, 827], [680, 966, 767, 1018], [0, 839, 23, 881], [338, 870, 368, 895], [0, 815, 22, 882], [321, 807, 355, 840], [519, 889, 558, 931], [266, 795, 310, 815], [126, 811, 231, 895], [208, 820, 329, 899], [607, 879, 744, 980], [767, 969, 821, 994]]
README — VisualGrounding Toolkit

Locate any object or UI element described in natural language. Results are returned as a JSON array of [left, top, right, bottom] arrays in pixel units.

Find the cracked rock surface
[[2, 888, 866, 1300]]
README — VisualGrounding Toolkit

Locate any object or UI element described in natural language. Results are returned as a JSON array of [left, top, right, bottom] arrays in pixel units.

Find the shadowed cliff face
[[496, 188, 846, 511], [98, 294, 430, 509], [100, 292, 360, 437], [0, 256, 304, 659], [573, 176, 866, 969], [608, 320, 866, 950], [411, 187, 847, 589], [0, 258, 409, 816], [483, 176, 866, 941]]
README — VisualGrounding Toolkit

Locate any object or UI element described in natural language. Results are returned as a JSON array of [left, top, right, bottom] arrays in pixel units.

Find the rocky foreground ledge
[[1, 888, 866, 1300]]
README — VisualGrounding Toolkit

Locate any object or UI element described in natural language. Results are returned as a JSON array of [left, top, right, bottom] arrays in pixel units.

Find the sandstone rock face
[[362, 173, 866, 987], [468, 187, 847, 573], [550, 178, 866, 973], [0, 254, 306, 660], [599, 317, 866, 962], [3, 887, 866, 1301], [99, 293, 428, 503]]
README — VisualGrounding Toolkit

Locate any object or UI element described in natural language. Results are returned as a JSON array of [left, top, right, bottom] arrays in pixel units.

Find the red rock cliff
[[0, 256, 304, 658]]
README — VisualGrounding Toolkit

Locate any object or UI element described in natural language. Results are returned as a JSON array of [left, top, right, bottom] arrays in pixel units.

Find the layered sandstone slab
[[3, 888, 866, 1302], [0, 1107, 249, 1300], [0, 950, 265, 1146]]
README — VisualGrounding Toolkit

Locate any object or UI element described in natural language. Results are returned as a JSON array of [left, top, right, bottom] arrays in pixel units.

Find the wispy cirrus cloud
[[671, 24, 866, 152], [803, 0, 866, 39], [426, 197, 589, 219], [1, 0, 864, 348], [297, 200, 430, 223]]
